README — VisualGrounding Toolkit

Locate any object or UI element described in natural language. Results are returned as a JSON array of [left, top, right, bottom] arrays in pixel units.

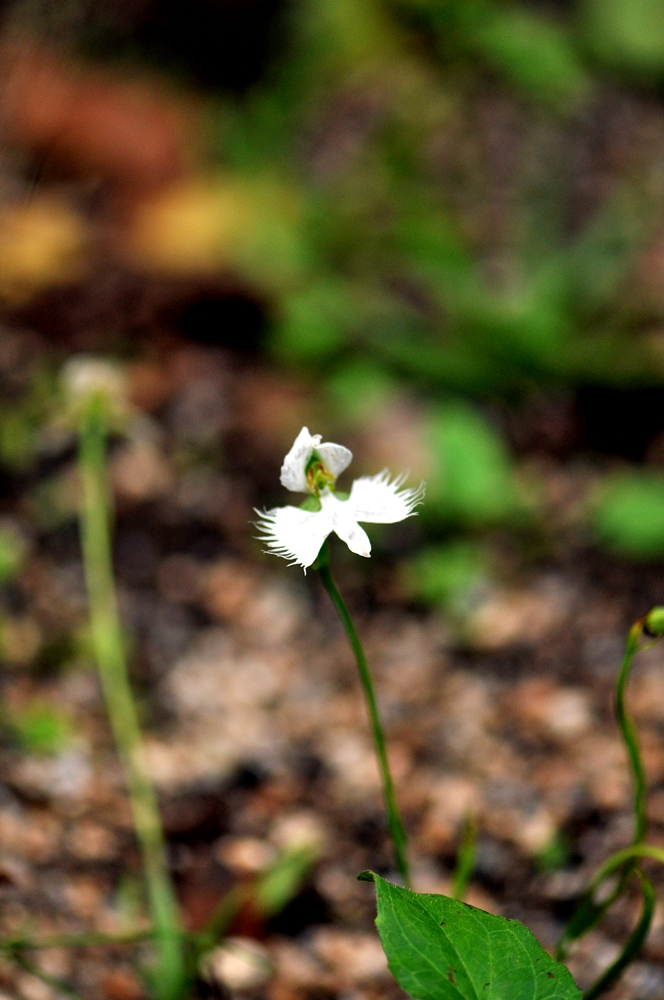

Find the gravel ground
[[1, 323, 664, 999]]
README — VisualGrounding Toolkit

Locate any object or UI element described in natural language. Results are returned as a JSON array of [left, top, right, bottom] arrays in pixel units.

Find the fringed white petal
[[320, 491, 371, 558], [348, 471, 425, 524], [280, 427, 320, 492], [255, 504, 333, 570]]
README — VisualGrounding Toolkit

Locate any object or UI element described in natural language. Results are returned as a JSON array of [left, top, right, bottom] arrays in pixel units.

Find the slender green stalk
[[616, 622, 648, 845], [196, 883, 249, 957], [583, 873, 655, 1000], [78, 396, 186, 1000], [451, 812, 477, 901], [556, 612, 662, 1000], [9, 950, 86, 1000], [589, 842, 664, 883], [195, 845, 317, 961], [557, 620, 648, 962], [315, 543, 410, 888], [2, 929, 157, 951]]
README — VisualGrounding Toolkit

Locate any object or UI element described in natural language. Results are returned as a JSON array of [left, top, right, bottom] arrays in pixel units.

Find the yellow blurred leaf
[[0, 196, 88, 303], [125, 175, 304, 288], [126, 176, 251, 274]]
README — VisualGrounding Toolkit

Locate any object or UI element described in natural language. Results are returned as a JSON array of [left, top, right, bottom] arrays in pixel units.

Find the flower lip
[[256, 467, 425, 571]]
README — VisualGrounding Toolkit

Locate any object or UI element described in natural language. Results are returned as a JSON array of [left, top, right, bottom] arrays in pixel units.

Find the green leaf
[[401, 541, 489, 609], [11, 703, 74, 756], [361, 872, 581, 1000], [593, 472, 664, 558], [425, 403, 518, 525], [474, 7, 589, 106], [0, 526, 26, 584], [254, 846, 317, 917], [582, 0, 664, 76], [272, 280, 351, 362], [326, 360, 397, 424]]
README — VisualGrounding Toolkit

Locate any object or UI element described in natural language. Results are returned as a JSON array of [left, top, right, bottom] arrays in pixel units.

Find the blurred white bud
[[214, 835, 277, 875], [202, 938, 271, 991], [270, 810, 328, 855], [60, 355, 131, 425]]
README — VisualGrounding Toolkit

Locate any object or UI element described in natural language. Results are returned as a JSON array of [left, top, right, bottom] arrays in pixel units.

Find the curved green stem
[[315, 543, 410, 888], [78, 398, 186, 1000], [583, 872, 655, 1000], [557, 611, 660, 1000], [557, 620, 648, 961], [616, 622, 648, 845], [589, 843, 664, 889]]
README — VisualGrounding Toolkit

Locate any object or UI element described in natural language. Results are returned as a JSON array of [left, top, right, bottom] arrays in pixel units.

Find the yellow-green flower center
[[306, 456, 336, 495]]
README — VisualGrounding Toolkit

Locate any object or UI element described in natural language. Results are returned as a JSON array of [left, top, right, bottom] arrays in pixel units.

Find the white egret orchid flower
[[256, 427, 425, 571]]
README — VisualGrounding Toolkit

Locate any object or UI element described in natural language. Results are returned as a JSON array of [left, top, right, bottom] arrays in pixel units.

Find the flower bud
[[60, 355, 131, 427], [645, 607, 664, 637]]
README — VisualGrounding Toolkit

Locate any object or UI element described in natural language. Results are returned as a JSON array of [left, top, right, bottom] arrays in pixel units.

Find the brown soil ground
[[1, 314, 664, 1000]]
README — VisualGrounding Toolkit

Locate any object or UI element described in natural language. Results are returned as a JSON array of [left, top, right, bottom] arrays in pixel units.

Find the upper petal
[[316, 442, 353, 479], [280, 427, 321, 492], [255, 503, 333, 570], [348, 471, 425, 524]]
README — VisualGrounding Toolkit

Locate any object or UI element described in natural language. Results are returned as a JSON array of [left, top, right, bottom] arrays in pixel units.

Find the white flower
[[61, 355, 131, 425], [256, 427, 424, 570]]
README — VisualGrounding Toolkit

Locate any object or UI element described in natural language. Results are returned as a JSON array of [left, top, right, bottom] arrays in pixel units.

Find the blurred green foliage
[[7, 0, 664, 571], [254, 846, 318, 917], [534, 831, 571, 872], [424, 402, 520, 525], [581, 0, 664, 77], [10, 703, 74, 756], [202, 0, 664, 577], [402, 539, 489, 610], [206, 0, 664, 403], [0, 368, 60, 470], [593, 472, 664, 558], [326, 360, 397, 424], [0, 526, 26, 584]]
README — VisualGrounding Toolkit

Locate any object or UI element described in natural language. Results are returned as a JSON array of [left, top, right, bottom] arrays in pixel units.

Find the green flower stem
[[315, 544, 410, 888], [196, 883, 249, 956], [616, 622, 648, 844], [583, 872, 655, 1000], [78, 397, 186, 1000], [10, 950, 86, 1000], [3, 929, 158, 951], [557, 615, 654, 988], [590, 842, 664, 884], [451, 811, 477, 901]]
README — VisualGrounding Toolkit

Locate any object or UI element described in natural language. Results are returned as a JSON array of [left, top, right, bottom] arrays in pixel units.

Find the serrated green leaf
[[365, 872, 581, 1000]]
